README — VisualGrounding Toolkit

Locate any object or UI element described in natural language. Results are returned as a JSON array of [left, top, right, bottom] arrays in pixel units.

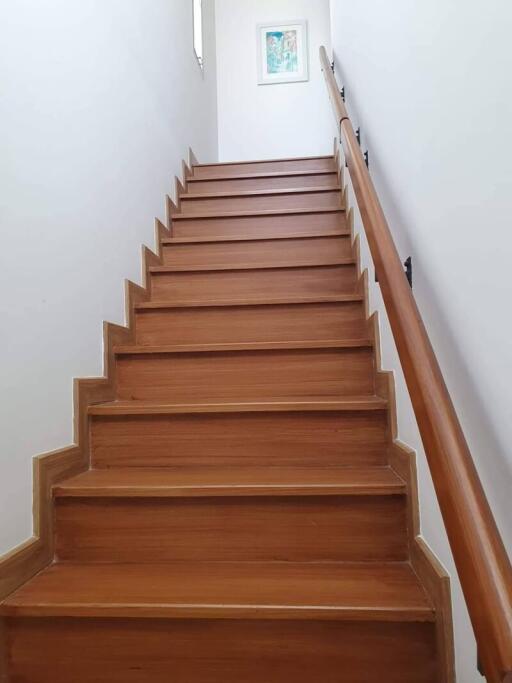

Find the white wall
[[0, 0, 218, 554], [330, 1, 512, 681], [215, 0, 333, 161]]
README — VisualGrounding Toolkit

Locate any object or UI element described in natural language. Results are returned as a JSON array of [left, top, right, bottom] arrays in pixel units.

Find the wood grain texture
[[179, 187, 342, 214], [2, 562, 430, 620], [90, 409, 389, 469], [187, 170, 339, 193], [162, 234, 353, 268], [4, 618, 438, 683], [54, 496, 407, 563], [1, 145, 456, 681], [169, 209, 346, 238], [115, 346, 375, 402], [54, 466, 405, 498], [135, 300, 367, 346], [114, 340, 374, 354], [192, 156, 336, 177], [88, 397, 389, 415], [150, 264, 359, 302]]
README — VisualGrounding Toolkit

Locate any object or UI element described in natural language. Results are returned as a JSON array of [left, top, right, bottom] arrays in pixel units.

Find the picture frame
[[256, 20, 309, 85]]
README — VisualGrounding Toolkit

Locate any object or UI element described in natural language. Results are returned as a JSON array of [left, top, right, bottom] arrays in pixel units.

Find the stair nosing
[[54, 467, 406, 499], [187, 169, 339, 182], [170, 207, 346, 220], [149, 259, 356, 274], [161, 230, 350, 245], [0, 603, 433, 622], [135, 294, 364, 311], [0, 561, 434, 622], [193, 154, 335, 168], [88, 397, 388, 417], [113, 339, 373, 356], [180, 186, 342, 200]]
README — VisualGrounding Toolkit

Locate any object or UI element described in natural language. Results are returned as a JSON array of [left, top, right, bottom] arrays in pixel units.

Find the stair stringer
[[0, 152, 195, 608], [349, 195, 455, 681]]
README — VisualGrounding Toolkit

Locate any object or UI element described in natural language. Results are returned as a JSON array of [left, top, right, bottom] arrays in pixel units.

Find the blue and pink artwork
[[257, 20, 309, 85], [265, 30, 298, 74]]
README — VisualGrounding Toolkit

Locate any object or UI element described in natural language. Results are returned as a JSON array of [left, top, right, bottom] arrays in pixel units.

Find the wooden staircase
[[0, 153, 453, 682]]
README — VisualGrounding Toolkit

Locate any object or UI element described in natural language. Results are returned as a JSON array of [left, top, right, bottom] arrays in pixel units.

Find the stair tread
[[88, 396, 388, 416], [1, 561, 433, 621], [171, 207, 345, 220], [194, 154, 334, 167], [188, 169, 338, 182], [149, 259, 355, 274], [114, 340, 373, 355], [135, 294, 364, 310], [162, 230, 349, 245], [54, 466, 405, 498], [180, 186, 342, 200]]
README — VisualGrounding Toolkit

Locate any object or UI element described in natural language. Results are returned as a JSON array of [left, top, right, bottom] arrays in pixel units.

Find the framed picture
[[257, 20, 309, 85]]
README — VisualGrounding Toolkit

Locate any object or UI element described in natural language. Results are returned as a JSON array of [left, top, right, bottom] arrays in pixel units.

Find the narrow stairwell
[[0, 153, 452, 682]]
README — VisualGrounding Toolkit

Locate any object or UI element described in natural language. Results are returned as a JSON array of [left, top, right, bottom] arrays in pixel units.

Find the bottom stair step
[[1, 561, 433, 621]]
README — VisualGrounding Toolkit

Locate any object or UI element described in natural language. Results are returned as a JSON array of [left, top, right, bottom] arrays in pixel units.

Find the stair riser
[[180, 190, 341, 214], [171, 211, 346, 239], [5, 618, 438, 683], [90, 411, 389, 469], [135, 302, 367, 346], [162, 235, 353, 269], [55, 495, 407, 563], [150, 265, 359, 303], [187, 172, 338, 193], [193, 157, 336, 178], [115, 348, 375, 402]]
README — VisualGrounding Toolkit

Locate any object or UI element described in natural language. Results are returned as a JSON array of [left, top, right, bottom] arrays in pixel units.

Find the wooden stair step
[[135, 298, 366, 347], [149, 259, 355, 274], [170, 207, 345, 220], [135, 294, 364, 310], [188, 169, 338, 182], [115, 344, 375, 403], [88, 397, 388, 416], [180, 186, 342, 200], [161, 234, 353, 269], [114, 339, 373, 355], [90, 408, 388, 470], [178, 189, 342, 215], [191, 155, 336, 178], [54, 466, 405, 498], [149, 263, 359, 303], [169, 208, 347, 240], [187, 171, 339, 194], [1, 561, 433, 621], [161, 230, 348, 245]]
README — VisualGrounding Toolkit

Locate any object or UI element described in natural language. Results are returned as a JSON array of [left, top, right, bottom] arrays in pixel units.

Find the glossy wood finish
[[135, 299, 367, 346], [4, 619, 438, 683], [179, 187, 342, 213], [90, 409, 389, 469], [169, 208, 347, 239], [187, 170, 339, 193], [3, 562, 430, 620], [321, 45, 512, 683], [115, 346, 375, 402], [192, 156, 336, 178], [55, 496, 407, 563], [150, 263, 359, 302], [162, 234, 353, 268], [54, 466, 405, 498], [0, 148, 453, 681]]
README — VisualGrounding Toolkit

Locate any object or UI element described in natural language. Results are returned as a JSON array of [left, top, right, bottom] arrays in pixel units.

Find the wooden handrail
[[320, 45, 512, 683]]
